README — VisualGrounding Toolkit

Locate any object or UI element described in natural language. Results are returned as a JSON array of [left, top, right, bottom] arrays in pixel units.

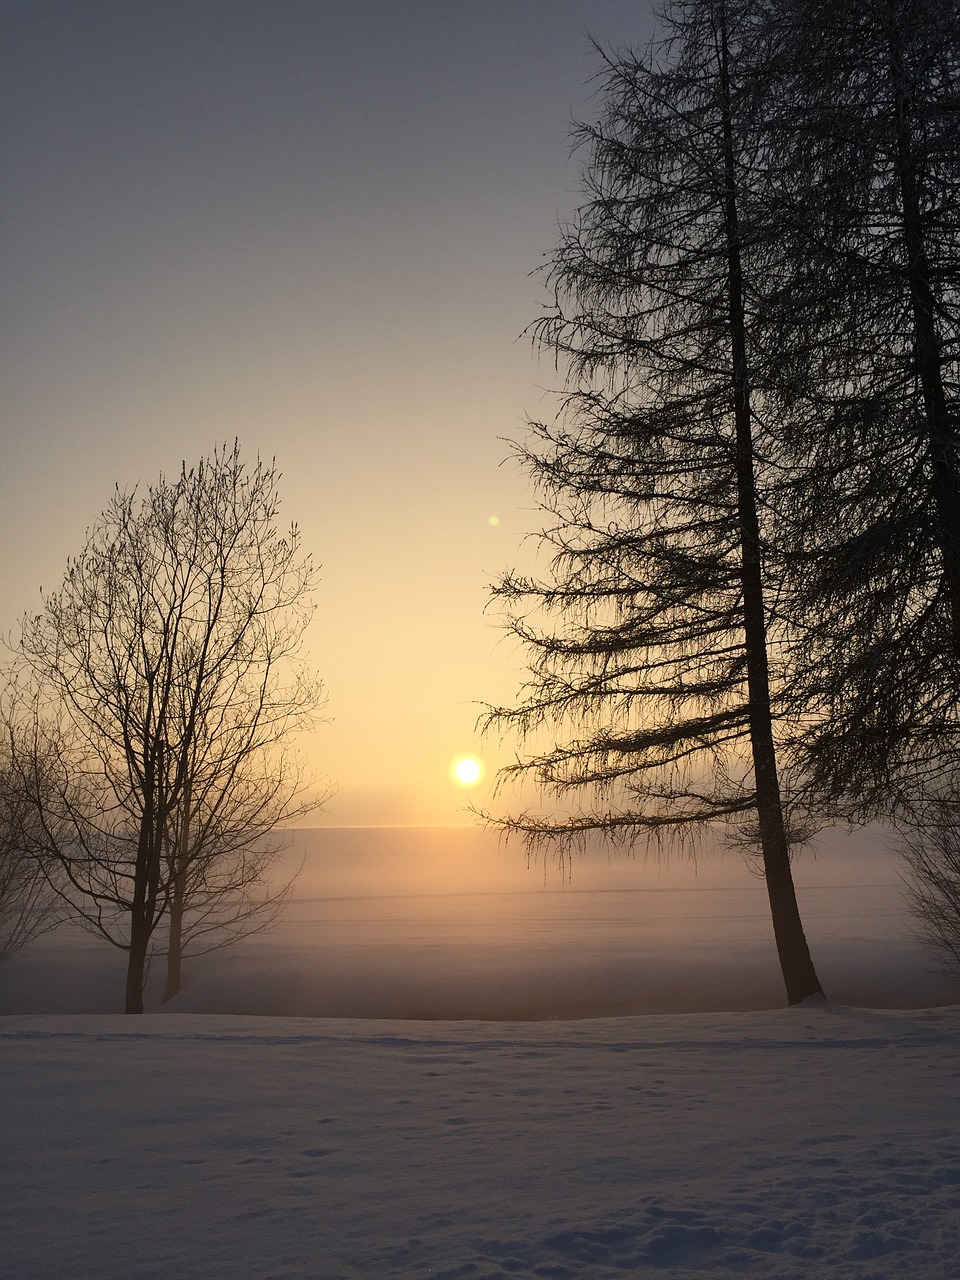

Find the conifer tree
[[488, 0, 823, 1003], [766, 0, 960, 817]]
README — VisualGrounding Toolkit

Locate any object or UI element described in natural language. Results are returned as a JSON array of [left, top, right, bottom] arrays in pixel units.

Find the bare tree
[[486, 1, 823, 1003], [12, 443, 326, 1012], [0, 738, 64, 960], [899, 800, 960, 975]]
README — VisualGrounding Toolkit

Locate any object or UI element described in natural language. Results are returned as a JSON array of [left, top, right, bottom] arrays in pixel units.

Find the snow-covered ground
[[2, 1005, 959, 1279]]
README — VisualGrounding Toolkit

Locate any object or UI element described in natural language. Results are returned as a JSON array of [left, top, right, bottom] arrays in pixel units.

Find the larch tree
[[763, 0, 960, 819], [486, 0, 824, 1003], [13, 444, 326, 1012]]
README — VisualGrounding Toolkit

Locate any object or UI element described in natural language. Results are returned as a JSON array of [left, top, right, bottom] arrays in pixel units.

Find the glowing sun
[[450, 754, 485, 788]]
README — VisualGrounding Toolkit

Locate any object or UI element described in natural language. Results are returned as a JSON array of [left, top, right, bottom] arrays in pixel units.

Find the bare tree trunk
[[126, 926, 151, 1013], [125, 909, 150, 1014], [163, 782, 190, 1003], [718, 0, 822, 1004], [163, 877, 185, 1003], [124, 802, 156, 1014]]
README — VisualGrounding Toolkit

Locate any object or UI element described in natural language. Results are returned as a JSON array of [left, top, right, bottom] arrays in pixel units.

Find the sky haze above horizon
[[1, 0, 658, 825]]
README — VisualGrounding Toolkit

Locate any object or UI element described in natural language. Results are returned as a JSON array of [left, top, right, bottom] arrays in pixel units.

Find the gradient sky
[[1, 0, 657, 825]]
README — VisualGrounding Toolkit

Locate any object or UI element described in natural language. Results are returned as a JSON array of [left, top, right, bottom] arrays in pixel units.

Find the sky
[[1, 0, 658, 826]]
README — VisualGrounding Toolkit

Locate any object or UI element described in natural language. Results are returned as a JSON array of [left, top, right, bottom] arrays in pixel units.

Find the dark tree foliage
[[486, 1, 823, 1003], [765, 0, 960, 818]]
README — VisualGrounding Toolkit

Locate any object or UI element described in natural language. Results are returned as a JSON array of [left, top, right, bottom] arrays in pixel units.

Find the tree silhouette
[[487, 0, 823, 1003], [765, 0, 960, 819], [0, 738, 64, 960], [13, 444, 326, 1012]]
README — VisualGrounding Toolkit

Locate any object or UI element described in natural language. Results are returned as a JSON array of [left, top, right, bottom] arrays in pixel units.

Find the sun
[[450, 754, 485, 788]]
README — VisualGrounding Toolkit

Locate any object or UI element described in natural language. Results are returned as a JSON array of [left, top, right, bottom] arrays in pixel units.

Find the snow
[[2, 1005, 959, 1279], [2, 828, 960, 1277]]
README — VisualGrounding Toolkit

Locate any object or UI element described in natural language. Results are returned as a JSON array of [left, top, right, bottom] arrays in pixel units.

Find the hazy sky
[[1, 0, 657, 825]]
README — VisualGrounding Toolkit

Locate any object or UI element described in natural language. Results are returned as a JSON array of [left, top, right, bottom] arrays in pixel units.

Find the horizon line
[[287, 823, 484, 831]]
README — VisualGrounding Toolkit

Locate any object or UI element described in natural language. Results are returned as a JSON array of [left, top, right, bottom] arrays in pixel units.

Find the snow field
[[2, 1003, 959, 1279]]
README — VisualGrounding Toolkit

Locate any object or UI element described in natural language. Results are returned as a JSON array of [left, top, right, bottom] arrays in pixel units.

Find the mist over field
[[3, 826, 956, 1019]]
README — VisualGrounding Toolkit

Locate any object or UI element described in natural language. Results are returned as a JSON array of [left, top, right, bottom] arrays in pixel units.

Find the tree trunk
[[162, 878, 185, 1003], [124, 801, 156, 1013], [125, 914, 150, 1014], [717, 0, 823, 1004], [163, 788, 190, 1003]]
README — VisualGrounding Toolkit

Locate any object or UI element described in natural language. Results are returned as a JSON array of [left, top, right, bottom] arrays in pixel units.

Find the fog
[[2, 826, 957, 1018]]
